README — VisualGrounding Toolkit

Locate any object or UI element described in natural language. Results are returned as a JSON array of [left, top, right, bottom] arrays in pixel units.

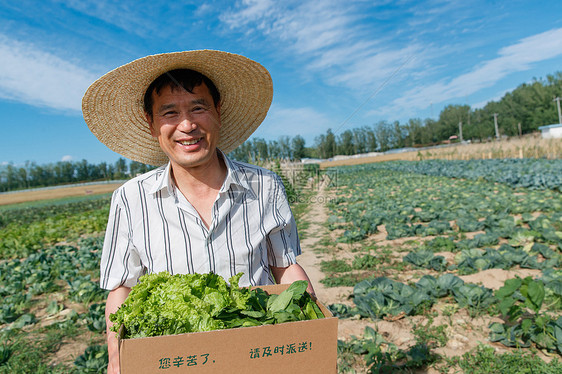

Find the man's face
[[147, 83, 221, 171]]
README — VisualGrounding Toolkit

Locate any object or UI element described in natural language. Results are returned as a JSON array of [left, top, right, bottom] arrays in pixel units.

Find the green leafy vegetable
[[110, 272, 323, 339]]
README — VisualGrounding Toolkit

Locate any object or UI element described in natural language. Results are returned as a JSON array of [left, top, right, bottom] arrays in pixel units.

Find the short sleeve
[[267, 175, 301, 268], [99, 188, 143, 290]]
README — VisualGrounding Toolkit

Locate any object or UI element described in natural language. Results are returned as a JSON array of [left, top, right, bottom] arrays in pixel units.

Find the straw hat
[[82, 50, 273, 166]]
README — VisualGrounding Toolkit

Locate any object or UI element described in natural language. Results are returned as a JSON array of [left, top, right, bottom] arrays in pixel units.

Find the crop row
[[349, 158, 562, 191], [0, 197, 110, 259], [330, 270, 562, 351], [0, 225, 107, 373], [324, 160, 562, 371], [328, 166, 562, 244]]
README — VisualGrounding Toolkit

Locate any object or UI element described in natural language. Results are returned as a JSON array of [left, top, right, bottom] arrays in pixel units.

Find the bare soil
[[0, 183, 123, 205]]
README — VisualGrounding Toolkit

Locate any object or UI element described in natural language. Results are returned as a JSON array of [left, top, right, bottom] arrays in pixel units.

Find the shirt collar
[[219, 149, 253, 194], [148, 163, 174, 196], [147, 149, 253, 196]]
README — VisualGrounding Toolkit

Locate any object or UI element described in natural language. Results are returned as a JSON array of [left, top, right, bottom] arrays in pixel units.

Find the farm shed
[[538, 123, 562, 138]]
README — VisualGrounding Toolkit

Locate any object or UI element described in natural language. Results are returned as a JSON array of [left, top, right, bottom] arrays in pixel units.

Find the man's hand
[[270, 263, 316, 297], [105, 286, 131, 374]]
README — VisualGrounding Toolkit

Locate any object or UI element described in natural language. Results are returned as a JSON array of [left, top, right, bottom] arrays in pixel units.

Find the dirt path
[[297, 184, 332, 303], [296, 182, 370, 341]]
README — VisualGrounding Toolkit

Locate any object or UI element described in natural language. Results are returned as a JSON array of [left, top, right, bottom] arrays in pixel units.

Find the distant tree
[[404, 118, 423, 147], [75, 159, 90, 181], [392, 121, 405, 149], [374, 121, 392, 151], [436, 104, 470, 141], [315, 129, 337, 159], [129, 161, 149, 177], [325, 129, 336, 158], [268, 140, 281, 160], [250, 138, 269, 161], [277, 136, 292, 160], [17, 166, 29, 189], [314, 134, 326, 159], [89, 163, 103, 181], [421, 118, 438, 144], [337, 130, 354, 155], [54, 161, 75, 183], [5, 164, 18, 190], [351, 128, 367, 154], [98, 162, 109, 180], [229, 141, 251, 163], [363, 126, 377, 152], [114, 158, 128, 179], [291, 135, 306, 160], [473, 101, 502, 140]]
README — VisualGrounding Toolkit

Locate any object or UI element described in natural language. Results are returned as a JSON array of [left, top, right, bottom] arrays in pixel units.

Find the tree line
[[231, 71, 562, 162], [1, 72, 561, 191], [0, 158, 152, 192]]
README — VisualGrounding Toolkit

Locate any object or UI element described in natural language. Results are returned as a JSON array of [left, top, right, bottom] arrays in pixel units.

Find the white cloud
[[327, 45, 422, 90], [60, 0, 159, 38], [222, 0, 276, 26], [0, 34, 97, 112], [222, 0, 353, 55], [378, 27, 562, 117], [61, 155, 74, 162], [221, 1, 425, 92]]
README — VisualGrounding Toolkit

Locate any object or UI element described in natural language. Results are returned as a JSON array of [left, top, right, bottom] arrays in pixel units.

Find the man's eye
[[163, 111, 178, 116]]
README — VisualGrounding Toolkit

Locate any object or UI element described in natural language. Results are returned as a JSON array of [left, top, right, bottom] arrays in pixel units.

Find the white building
[[538, 124, 562, 139]]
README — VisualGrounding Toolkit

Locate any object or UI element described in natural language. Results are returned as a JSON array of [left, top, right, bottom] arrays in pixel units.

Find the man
[[82, 50, 314, 374]]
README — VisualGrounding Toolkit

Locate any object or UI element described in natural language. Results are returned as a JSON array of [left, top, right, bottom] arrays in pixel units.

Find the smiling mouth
[[178, 138, 202, 146]]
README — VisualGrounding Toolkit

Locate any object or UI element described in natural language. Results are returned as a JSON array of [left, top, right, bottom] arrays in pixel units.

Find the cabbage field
[[319, 158, 562, 372], [0, 197, 111, 373], [0, 157, 561, 373]]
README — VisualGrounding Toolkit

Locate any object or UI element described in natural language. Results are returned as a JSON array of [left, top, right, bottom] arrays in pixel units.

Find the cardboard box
[[118, 284, 338, 373]]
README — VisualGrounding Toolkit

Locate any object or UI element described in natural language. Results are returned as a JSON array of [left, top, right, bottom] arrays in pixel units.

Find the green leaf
[[267, 290, 294, 313], [273, 310, 298, 324], [554, 317, 562, 354], [520, 318, 533, 333], [488, 322, 507, 342], [286, 280, 308, 300], [498, 297, 516, 318], [496, 277, 522, 299], [240, 310, 265, 319], [304, 301, 319, 320], [524, 280, 545, 313]]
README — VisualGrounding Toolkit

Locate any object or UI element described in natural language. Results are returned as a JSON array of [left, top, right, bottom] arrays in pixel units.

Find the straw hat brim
[[82, 50, 273, 166]]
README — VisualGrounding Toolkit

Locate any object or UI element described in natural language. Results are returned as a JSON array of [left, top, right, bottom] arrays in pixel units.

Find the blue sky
[[1, 0, 562, 165]]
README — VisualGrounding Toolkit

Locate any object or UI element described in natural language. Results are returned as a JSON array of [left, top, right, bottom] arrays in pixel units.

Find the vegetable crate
[[118, 284, 338, 373]]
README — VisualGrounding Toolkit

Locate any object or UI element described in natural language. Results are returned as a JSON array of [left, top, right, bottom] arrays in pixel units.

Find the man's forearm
[[105, 286, 131, 374], [270, 263, 315, 296]]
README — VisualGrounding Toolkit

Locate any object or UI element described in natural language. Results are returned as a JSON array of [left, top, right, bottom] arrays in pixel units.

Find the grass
[[412, 318, 449, 349], [320, 259, 353, 273], [351, 254, 382, 270], [291, 189, 313, 240], [0, 319, 83, 374], [320, 273, 371, 287], [442, 344, 562, 374]]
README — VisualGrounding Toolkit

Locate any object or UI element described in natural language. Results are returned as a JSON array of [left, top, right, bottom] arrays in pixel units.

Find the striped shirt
[[99, 153, 300, 290]]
